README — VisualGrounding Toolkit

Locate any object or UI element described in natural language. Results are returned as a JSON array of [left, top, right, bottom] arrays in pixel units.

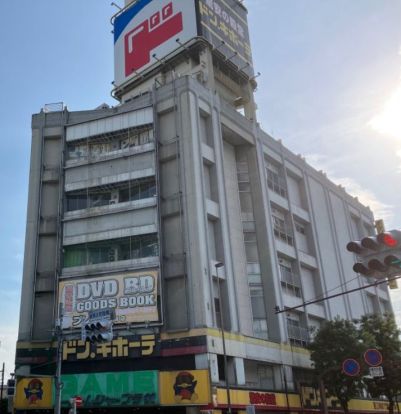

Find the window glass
[[66, 193, 87, 211], [253, 319, 268, 339], [63, 234, 159, 267], [65, 178, 156, 211], [63, 245, 86, 267]]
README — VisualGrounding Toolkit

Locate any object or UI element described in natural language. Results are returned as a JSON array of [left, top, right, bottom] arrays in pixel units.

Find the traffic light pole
[[275, 274, 401, 314]]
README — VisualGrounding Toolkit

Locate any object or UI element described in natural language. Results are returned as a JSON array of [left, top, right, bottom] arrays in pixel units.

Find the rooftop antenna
[[213, 40, 226, 52], [111, 2, 122, 10], [224, 51, 238, 63], [250, 71, 261, 81]]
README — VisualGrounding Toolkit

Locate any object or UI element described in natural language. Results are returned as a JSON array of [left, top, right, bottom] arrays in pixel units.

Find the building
[[14, 0, 392, 413]]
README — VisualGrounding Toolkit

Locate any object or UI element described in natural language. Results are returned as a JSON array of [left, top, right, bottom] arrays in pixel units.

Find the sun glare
[[369, 83, 401, 139]]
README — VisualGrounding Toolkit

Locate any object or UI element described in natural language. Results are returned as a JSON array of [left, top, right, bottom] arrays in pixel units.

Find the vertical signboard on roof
[[197, 0, 254, 77], [114, 0, 198, 87]]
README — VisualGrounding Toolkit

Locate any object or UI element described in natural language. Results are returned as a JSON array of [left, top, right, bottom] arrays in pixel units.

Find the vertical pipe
[[216, 264, 232, 414], [55, 305, 64, 414]]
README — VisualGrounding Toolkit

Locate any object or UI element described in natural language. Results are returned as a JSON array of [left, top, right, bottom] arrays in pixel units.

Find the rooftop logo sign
[[114, 0, 197, 88]]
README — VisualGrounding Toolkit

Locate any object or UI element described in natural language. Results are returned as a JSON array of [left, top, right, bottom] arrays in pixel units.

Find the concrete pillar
[[234, 357, 246, 385], [209, 353, 219, 383]]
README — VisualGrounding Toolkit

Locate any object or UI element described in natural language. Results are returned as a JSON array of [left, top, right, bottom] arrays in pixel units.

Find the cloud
[[397, 149, 401, 173], [368, 48, 401, 141], [368, 82, 401, 140], [304, 153, 394, 223]]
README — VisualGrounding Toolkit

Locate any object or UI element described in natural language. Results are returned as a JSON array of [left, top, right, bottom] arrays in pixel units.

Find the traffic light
[[346, 230, 401, 279], [83, 319, 113, 343], [7, 378, 15, 396]]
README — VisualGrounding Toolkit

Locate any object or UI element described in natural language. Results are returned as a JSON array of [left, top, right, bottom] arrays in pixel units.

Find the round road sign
[[342, 358, 361, 376], [364, 349, 383, 367], [74, 396, 83, 407]]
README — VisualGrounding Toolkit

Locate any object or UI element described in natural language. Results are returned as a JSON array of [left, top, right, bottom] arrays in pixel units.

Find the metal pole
[[282, 366, 290, 413], [318, 376, 329, 414], [55, 305, 64, 414], [215, 263, 232, 414], [0, 362, 4, 414]]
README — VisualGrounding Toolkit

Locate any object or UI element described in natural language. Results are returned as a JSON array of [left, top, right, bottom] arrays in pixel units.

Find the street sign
[[75, 396, 83, 407], [342, 358, 361, 376], [369, 366, 384, 377], [364, 349, 383, 367]]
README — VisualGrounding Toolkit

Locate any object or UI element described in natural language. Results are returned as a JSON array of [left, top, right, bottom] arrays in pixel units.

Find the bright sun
[[369, 83, 401, 139]]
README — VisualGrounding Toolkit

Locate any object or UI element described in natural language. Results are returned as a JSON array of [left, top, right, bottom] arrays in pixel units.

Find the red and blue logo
[[114, 0, 184, 78]]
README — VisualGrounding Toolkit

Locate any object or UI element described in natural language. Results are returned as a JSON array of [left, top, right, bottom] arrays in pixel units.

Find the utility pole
[[215, 263, 232, 414], [318, 376, 329, 414], [55, 304, 64, 414], [0, 362, 5, 414], [0, 362, 4, 414]]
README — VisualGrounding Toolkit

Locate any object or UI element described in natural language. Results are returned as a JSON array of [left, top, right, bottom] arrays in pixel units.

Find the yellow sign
[[160, 370, 211, 405], [15, 377, 53, 409]]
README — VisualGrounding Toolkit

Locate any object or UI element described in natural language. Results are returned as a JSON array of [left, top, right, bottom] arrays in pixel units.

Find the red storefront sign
[[249, 392, 277, 406]]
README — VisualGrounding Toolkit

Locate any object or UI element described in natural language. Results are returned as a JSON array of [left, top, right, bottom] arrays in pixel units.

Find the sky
[[0, 0, 400, 380]]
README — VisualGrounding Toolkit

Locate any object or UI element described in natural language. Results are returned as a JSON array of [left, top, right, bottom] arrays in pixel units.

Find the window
[[286, 315, 309, 347], [272, 207, 293, 246], [66, 192, 87, 211], [300, 266, 320, 302], [253, 318, 268, 339], [214, 297, 222, 328], [287, 173, 306, 209], [63, 234, 159, 267], [244, 232, 259, 262], [250, 287, 266, 325], [66, 126, 154, 161], [280, 259, 301, 298], [247, 263, 262, 284], [295, 222, 306, 235], [67, 143, 88, 160], [266, 159, 287, 198], [65, 178, 156, 212], [257, 365, 275, 389], [294, 219, 311, 254]]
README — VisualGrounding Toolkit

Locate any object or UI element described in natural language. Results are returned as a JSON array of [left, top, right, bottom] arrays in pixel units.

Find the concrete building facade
[[15, 1, 391, 413]]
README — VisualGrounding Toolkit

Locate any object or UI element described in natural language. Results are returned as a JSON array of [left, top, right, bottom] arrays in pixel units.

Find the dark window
[[65, 178, 157, 211], [66, 192, 87, 211], [63, 234, 159, 267]]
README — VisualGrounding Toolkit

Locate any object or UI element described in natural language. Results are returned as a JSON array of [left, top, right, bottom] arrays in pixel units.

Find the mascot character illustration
[[173, 371, 198, 402], [24, 378, 44, 405]]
